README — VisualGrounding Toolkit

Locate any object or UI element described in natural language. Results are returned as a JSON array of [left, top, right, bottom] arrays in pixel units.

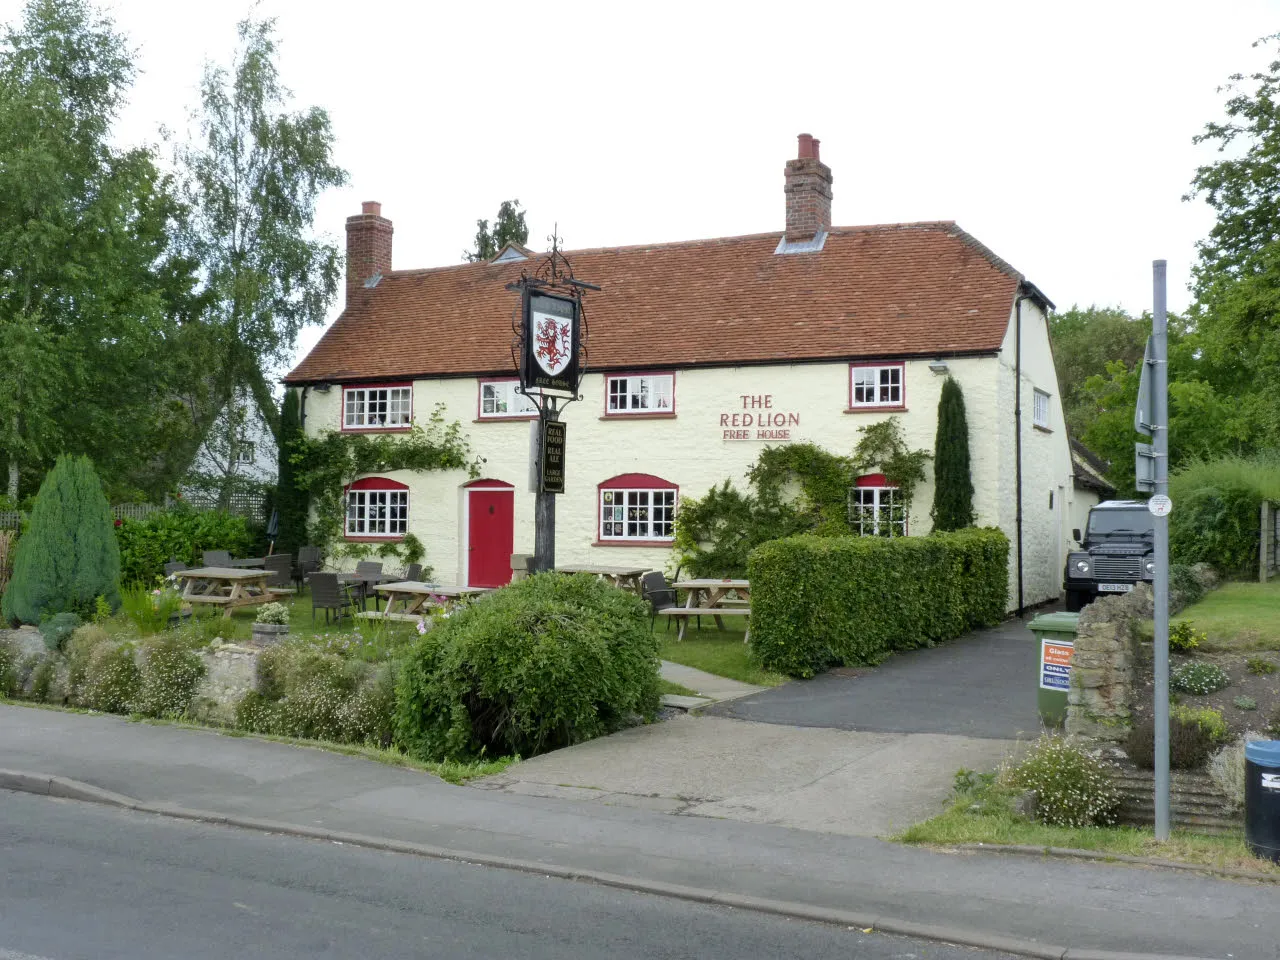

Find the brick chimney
[[784, 133, 833, 242], [346, 201, 393, 303]]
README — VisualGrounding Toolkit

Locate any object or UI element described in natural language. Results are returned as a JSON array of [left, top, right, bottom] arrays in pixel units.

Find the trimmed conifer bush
[[2, 455, 121, 624], [930, 377, 975, 531], [276, 389, 309, 556]]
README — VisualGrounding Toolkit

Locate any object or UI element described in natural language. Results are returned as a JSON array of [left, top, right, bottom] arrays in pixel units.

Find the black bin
[[1245, 740, 1280, 863]]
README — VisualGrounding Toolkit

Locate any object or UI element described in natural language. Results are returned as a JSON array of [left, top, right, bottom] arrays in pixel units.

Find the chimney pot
[[784, 134, 833, 243], [346, 202, 393, 305]]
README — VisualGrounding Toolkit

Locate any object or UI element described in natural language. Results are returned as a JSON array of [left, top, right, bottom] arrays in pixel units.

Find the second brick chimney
[[784, 134, 833, 243], [346, 201, 393, 304]]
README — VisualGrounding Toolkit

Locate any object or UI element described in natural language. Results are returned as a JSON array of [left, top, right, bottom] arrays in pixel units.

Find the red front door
[[468, 488, 514, 588]]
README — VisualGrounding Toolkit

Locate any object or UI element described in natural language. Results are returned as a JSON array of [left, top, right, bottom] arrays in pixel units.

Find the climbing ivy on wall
[[675, 420, 930, 577], [293, 404, 483, 564]]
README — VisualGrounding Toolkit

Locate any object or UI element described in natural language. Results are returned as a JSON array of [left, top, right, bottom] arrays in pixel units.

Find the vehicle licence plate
[[1098, 583, 1133, 593]]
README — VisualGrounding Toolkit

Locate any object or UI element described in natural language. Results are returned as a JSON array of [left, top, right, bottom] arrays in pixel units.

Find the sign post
[[507, 233, 598, 575], [1151, 260, 1172, 842]]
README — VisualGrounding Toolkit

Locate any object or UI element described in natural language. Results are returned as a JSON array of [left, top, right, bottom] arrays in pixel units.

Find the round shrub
[[1126, 715, 1215, 770], [1171, 661, 1231, 696], [65, 623, 112, 697], [1004, 735, 1120, 827], [1167, 620, 1203, 653], [237, 643, 374, 744], [40, 612, 82, 652], [79, 642, 140, 713], [1168, 564, 1205, 613], [254, 602, 290, 626], [395, 572, 661, 762], [134, 637, 206, 718]]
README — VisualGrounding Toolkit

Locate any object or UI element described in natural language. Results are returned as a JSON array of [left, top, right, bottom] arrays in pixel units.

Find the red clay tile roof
[[285, 222, 1031, 384]]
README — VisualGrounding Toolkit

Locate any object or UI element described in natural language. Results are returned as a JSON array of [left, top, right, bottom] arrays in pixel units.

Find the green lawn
[[658, 679, 701, 698], [899, 781, 1278, 877], [1179, 580, 1280, 652], [658, 623, 787, 687]]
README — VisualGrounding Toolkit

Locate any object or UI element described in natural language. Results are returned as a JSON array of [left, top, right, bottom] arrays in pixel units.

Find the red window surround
[[340, 382, 414, 432], [344, 476, 409, 541], [596, 472, 678, 546], [601, 371, 677, 419], [846, 362, 907, 412]]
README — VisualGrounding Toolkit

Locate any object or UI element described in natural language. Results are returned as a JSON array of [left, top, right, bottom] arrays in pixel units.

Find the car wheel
[[1064, 590, 1088, 612]]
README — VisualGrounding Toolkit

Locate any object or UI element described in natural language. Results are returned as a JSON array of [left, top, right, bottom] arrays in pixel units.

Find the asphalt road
[[708, 618, 1041, 739], [0, 792, 1011, 960]]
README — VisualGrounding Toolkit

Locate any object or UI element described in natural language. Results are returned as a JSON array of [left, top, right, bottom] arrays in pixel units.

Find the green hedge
[[116, 508, 257, 585], [394, 573, 661, 761], [1169, 483, 1261, 578], [747, 527, 1009, 677]]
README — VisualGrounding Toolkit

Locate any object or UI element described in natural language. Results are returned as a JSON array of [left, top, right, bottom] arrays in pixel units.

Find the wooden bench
[[656, 606, 750, 642], [355, 611, 421, 623]]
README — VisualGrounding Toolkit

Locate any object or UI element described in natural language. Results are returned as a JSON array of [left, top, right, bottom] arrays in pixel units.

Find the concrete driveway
[[705, 617, 1043, 740]]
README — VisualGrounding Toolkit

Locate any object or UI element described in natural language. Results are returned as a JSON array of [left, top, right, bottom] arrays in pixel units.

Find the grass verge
[[658, 624, 786, 687], [1179, 580, 1280, 652], [898, 779, 1278, 878], [659, 679, 701, 698]]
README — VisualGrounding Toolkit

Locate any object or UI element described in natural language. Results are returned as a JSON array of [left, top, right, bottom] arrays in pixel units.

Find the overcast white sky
[[7, 0, 1279, 373]]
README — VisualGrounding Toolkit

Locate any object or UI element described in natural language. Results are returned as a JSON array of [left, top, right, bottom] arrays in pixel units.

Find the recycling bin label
[[1040, 639, 1074, 691]]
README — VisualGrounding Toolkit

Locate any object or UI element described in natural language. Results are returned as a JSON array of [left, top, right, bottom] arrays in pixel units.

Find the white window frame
[[234, 441, 254, 465], [346, 488, 409, 537], [479, 379, 539, 419], [848, 486, 906, 537], [599, 487, 677, 541], [605, 373, 675, 415], [849, 364, 904, 408], [343, 385, 412, 429], [1033, 388, 1051, 429]]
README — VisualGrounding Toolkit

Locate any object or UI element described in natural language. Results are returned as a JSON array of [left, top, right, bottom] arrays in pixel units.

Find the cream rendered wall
[[1068, 487, 1103, 550], [302, 357, 1009, 585], [995, 297, 1076, 609]]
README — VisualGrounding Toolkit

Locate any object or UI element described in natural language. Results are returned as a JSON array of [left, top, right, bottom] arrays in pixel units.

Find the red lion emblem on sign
[[534, 314, 572, 375]]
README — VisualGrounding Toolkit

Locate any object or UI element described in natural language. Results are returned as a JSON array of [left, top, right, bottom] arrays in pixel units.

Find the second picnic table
[[555, 564, 649, 593], [175, 567, 284, 618], [369, 581, 489, 620], [669, 578, 752, 642]]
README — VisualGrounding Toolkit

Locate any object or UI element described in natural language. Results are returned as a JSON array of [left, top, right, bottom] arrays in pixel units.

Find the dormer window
[[342, 384, 412, 430]]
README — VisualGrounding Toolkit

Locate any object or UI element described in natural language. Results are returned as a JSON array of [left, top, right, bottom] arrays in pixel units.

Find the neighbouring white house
[[286, 133, 1098, 610], [183, 387, 278, 502]]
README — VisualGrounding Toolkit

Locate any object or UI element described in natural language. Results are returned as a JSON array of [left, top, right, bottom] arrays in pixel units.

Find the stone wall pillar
[[1066, 583, 1151, 741]]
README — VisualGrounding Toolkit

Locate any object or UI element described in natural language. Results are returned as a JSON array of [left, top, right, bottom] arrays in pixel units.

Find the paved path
[[660, 660, 762, 702], [0, 704, 1272, 958], [479, 714, 1016, 836], [5, 793, 1012, 960], [708, 617, 1043, 739]]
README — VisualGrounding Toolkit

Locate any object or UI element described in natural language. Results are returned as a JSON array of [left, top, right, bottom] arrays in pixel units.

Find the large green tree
[[1188, 34, 1280, 447], [463, 199, 529, 262], [1048, 306, 1148, 436], [0, 0, 202, 500], [176, 14, 347, 452], [930, 378, 974, 531], [2, 454, 121, 623]]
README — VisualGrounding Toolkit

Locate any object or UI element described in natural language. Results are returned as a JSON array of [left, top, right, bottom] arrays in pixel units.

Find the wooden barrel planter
[[250, 622, 289, 647]]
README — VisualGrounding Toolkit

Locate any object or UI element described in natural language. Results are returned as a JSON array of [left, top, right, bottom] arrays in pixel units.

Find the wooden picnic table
[[371, 581, 489, 618], [174, 567, 284, 618], [669, 578, 752, 642], [555, 564, 649, 593]]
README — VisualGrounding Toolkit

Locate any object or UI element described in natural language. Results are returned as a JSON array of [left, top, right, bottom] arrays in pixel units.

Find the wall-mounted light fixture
[[313, 382, 332, 393], [928, 360, 949, 375]]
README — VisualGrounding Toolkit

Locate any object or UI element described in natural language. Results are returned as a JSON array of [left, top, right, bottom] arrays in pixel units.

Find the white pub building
[[287, 134, 1099, 610]]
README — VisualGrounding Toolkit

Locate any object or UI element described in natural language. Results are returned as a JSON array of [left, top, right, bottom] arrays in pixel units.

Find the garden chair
[[310, 572, 354, 624], [202, 550, 232, 567], [353, 560, 384, 611], [404, 562, 423, 582], [263, 553, 293, 592], [163, 560, 188, 577], [640, 571, 678, 634], [293, 546, 322, 592]]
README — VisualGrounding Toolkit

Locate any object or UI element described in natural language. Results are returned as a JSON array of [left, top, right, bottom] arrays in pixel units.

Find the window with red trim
[[343, 384, 412, 429], [605, 373, 674, 415], [478, 379, 538, 419], [847, 473, 905, 537], [346, 477, 408, 537], [598, 473, 677, 541], [849, 363, 904, 408]]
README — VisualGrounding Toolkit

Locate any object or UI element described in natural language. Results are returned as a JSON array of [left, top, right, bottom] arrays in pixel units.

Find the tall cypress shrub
[[276, 389, 309, 555], [2, 455, 121, 624], [930, 377, 975, 531]]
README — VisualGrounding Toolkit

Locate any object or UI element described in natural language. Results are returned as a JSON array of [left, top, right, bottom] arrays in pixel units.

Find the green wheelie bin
[[1027, 611, 1080, 727]]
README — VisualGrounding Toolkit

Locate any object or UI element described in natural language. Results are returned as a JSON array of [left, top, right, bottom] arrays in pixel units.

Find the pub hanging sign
[[521, 289, 582, 396]]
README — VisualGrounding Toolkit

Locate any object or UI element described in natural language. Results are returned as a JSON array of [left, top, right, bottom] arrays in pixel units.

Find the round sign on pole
[[1149, 494, 1173, 517]]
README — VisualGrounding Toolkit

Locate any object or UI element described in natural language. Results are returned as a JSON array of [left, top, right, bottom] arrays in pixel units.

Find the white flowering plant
[[1003, 734, 1121, 828], [255, 602, 290, 626], [1171, 661, 1231, 696]]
